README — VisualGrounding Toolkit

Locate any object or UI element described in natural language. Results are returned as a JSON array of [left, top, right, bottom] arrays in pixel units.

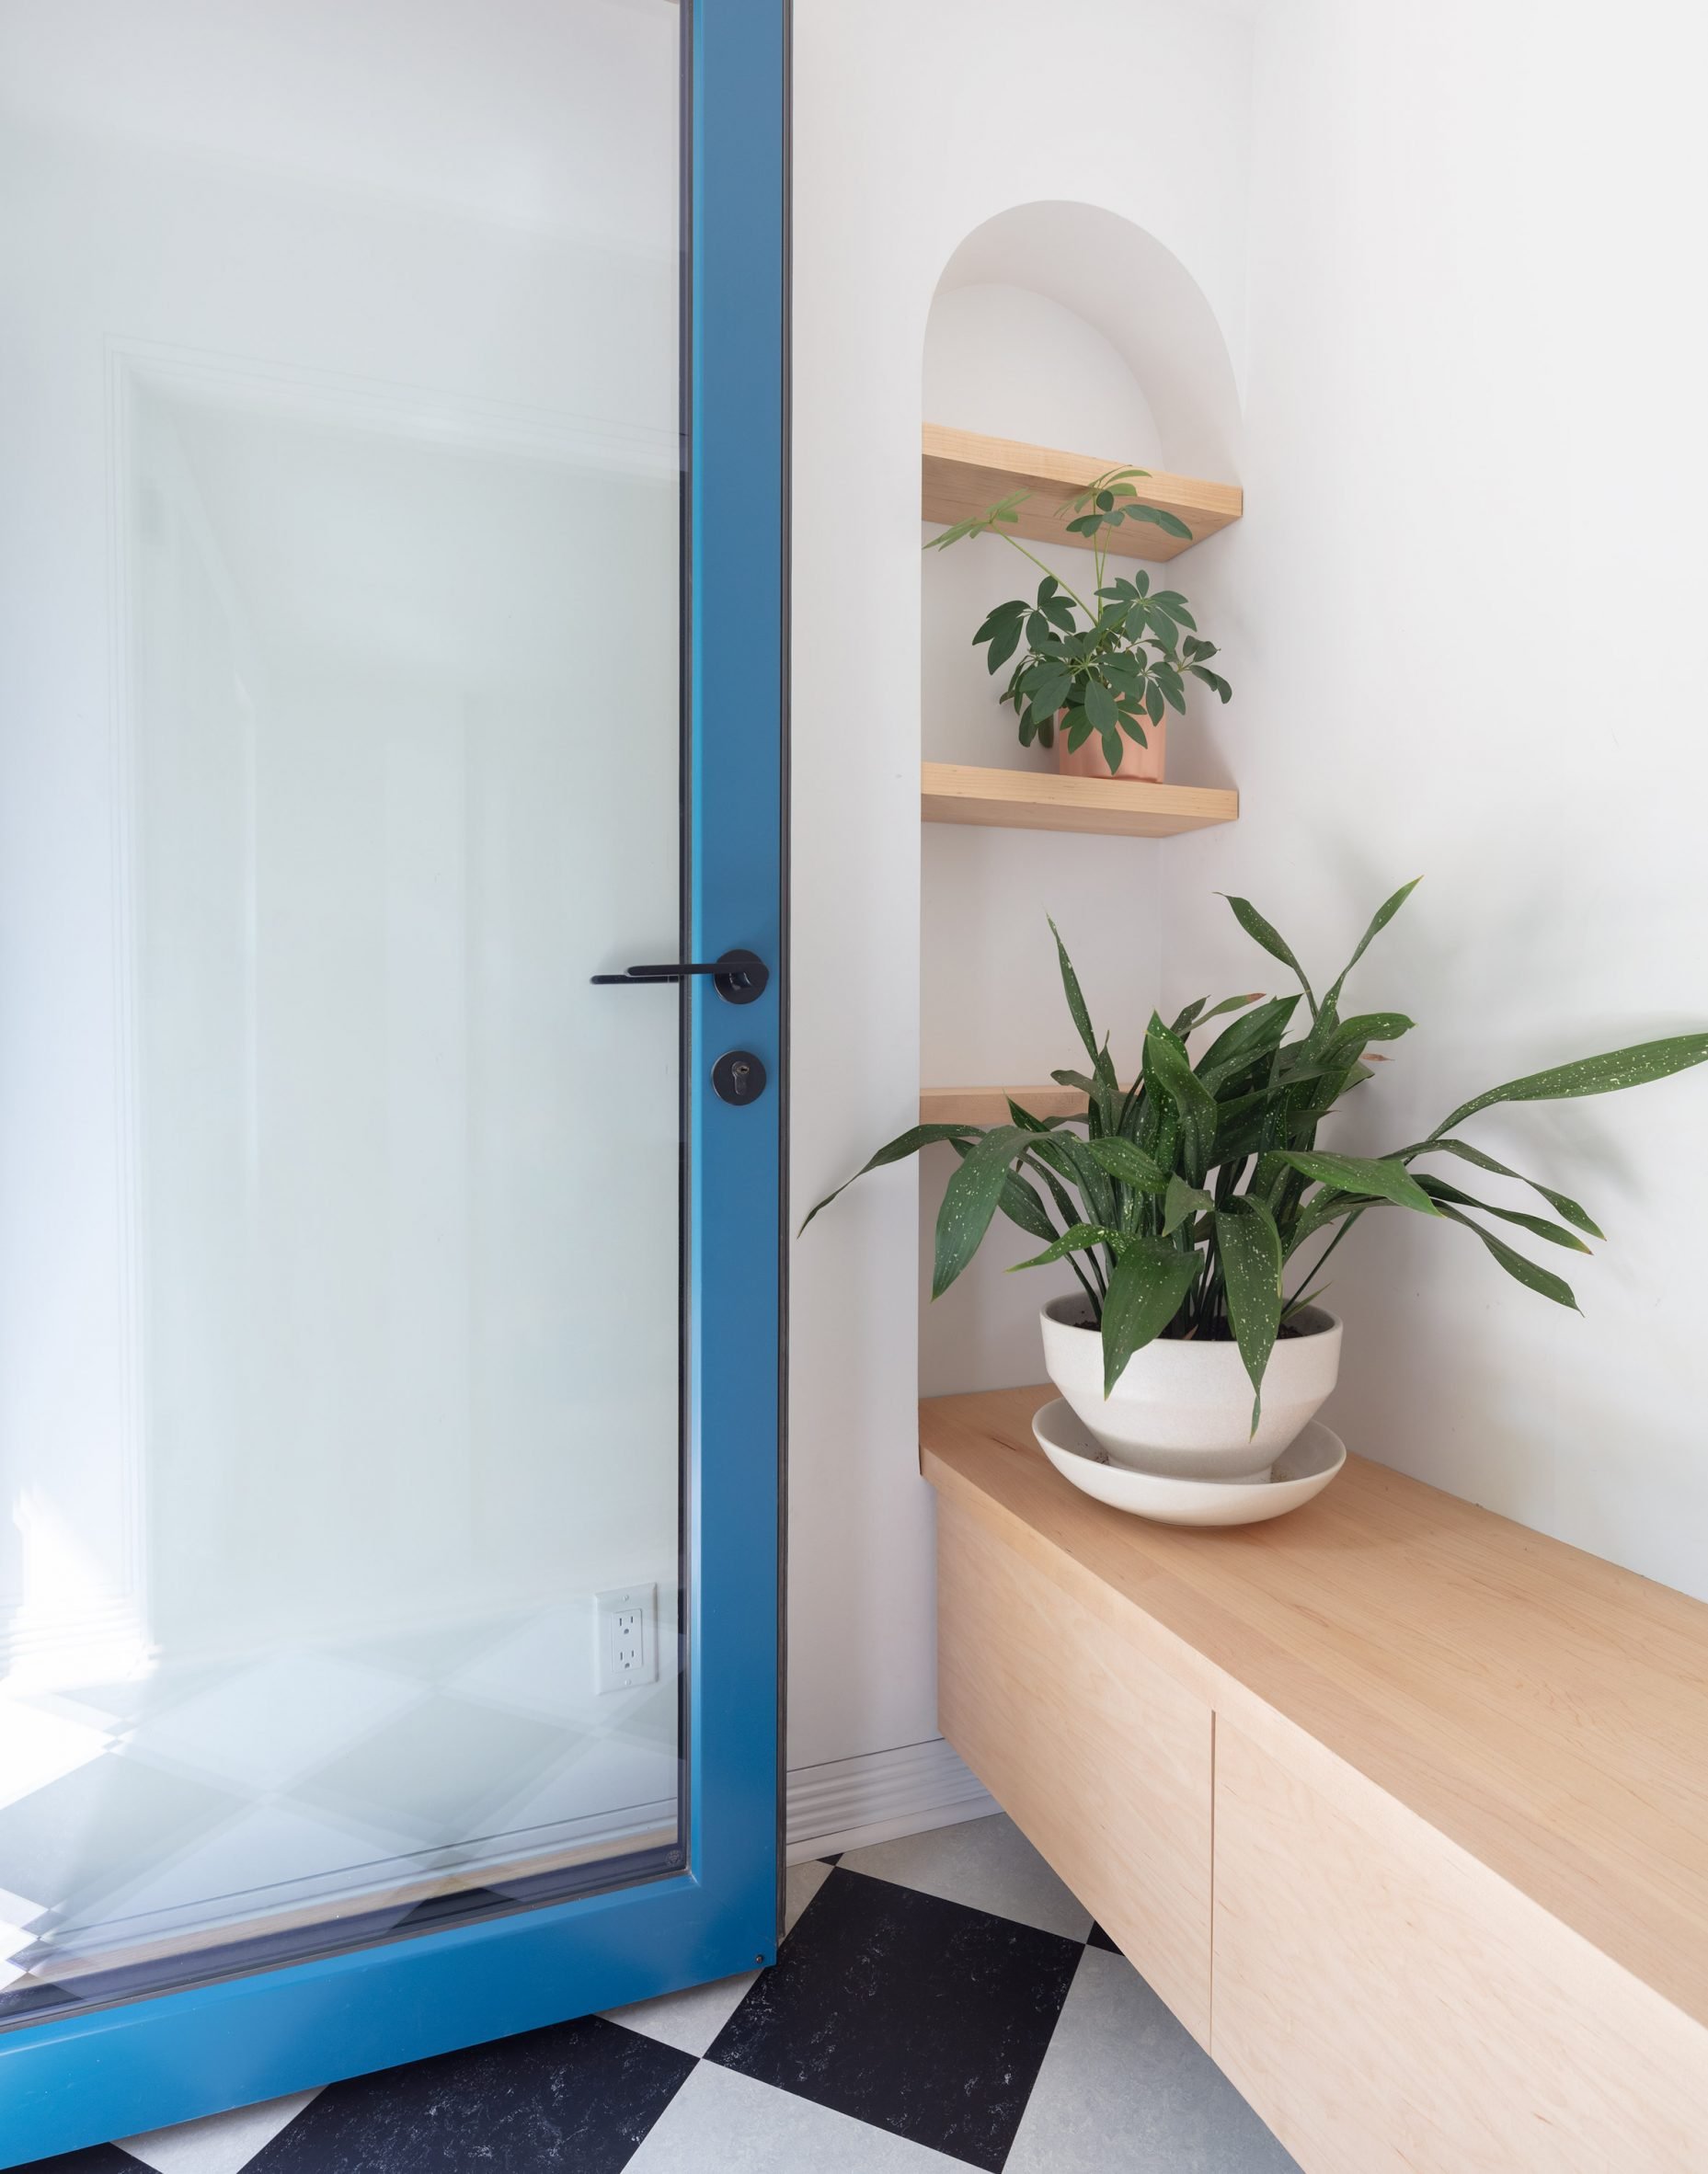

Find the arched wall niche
[[916, 200, 1244, 1395], [927, 199, 1244, 478]]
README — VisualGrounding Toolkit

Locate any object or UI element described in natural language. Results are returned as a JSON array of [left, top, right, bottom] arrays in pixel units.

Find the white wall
[[791, 0, 1708, 1820], [1166, 0, 1708, 1601], [789, 0, 1255, 1777]]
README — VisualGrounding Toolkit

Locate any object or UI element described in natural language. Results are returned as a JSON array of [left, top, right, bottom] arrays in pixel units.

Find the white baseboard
[[785, 1736, 1000, 1863]]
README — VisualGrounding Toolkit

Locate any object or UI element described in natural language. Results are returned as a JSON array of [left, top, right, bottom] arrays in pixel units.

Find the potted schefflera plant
[[805, 880, 1708, 1479], [925, 466, 1232, 784]]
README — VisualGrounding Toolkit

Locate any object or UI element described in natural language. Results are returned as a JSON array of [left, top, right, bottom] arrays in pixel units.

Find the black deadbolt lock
[[712, 1050, 767, 1105]]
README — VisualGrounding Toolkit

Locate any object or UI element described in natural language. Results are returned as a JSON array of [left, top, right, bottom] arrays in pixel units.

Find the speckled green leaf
[[799, 1122, 978, 1233], [1048, 916, 1099, 1064], [933, 1126, 1036, 1299], [1100, 1240, 1200, 1397], [1222, 895, 1317, 1015], [1164, 1176, 1214, 1236], [1010, 1222, 1125, 1271], [1434, 1035, 1708, 1137], [1216, 1199, 1284, 1428], [1278, 1150, 1439, 1216], [1435, 1202, 1579, 1310], [1414, 1175, 1590, 1253], [1408, 1137, 1602, 1240], [1085, 1136, 1169, 1192]]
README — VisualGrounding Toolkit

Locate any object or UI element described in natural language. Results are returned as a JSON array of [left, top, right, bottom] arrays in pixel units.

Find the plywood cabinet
[[936, 1496, 1214, 2043], [921, 1386, 1708, 2174]]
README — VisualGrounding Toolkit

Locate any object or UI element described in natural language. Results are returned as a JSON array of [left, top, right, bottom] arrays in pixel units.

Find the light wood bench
[[920, 1386, 1708, 2174]]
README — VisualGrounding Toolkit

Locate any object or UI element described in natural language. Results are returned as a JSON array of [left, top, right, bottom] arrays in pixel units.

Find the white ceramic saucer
[[1032, 1398, 1346, 1527]]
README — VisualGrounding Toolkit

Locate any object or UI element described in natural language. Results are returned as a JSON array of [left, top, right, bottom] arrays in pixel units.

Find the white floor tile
[[127, 1652, 423, 1794], [603, 1968, 758, 2056], [839, 1814, 1093, 1941], [625, 2061, 963, 2172], [1004, 1946, 1301, 2172], [785, 1855, 832, 1933], [120, 2089, 319, 2174]]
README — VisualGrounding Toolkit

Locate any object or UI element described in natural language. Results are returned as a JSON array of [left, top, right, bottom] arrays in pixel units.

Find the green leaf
[[933, 1127, 1034, 1298], [1170, 997, 1209, 1036], [1413, 1175, 1590, 1253], [1196, 994, 1300, 1091], [1284, 1190, 1377, 1257], [1216, 1199, 1284, 1428], [1100, 1240, 1200, 1396], [1129, 505, 1194, 541], [926, 491, 1029, 551], [1406, 1137, 1603, 1240], [985, 619, 1023, 673], [1083, 678, 1117, 732], [1164, 1176, 1214, 1236], [1026, 610, 1050, 646], [1191, 991, 1267, 1036], [1321, 1012, 1414, 1060], [1222, 896, 1318, 1016], [1434, 1202, 1579, 1310], [1433, 1034, 1708, 1137], [1143, 1017, 1219, 1182], [1084, 1137, 1170, 1191], [1027, 666, 1072, 715], [1048, 917, 1099, 1064], [1319, 877, 1422, 1019], [971, 600, 1026, 645], [1277, 1150, 1439, 1215], [1009, 1222, 1124, 1271], [997, 1168, 1060, 1246], [798, 1123, 979, 1233]]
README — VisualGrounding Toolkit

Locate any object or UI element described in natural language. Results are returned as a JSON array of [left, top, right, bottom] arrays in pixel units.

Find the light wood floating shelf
[[921, 1387, 1708, 2170], [922, 761, 1237, 839], [923, 423, 1242, 562], [921, 1084, 1090, 1127]]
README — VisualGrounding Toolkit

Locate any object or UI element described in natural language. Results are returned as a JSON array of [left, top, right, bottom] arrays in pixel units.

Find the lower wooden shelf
[[920, 1084, 1088, 1126], [922, 761, 1237, 838], [921, 1386, 1708, 2171]]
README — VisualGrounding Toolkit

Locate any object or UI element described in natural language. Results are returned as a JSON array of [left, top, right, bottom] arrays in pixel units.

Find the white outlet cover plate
[[595, 1583, 659, 1695]]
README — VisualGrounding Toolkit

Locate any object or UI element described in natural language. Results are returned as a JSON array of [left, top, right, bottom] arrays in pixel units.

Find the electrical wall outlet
[[595, 1583, 658, 1696]]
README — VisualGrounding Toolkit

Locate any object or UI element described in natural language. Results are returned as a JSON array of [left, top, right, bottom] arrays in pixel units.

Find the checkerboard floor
[[20, 1814, 1299, 2173]]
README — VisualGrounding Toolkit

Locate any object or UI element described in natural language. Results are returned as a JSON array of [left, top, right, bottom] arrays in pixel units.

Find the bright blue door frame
[[0, 0, 786, 2158]]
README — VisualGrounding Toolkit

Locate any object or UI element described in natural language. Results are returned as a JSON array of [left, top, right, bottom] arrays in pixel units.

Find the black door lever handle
[[591, 947, 767, 1005]]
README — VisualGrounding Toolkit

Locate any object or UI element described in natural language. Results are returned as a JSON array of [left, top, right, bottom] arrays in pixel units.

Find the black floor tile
[[818, 1851, 842, 1865], [12, 2150, 143, 2174], [245, 2014, 694, 2173], [1086, 1920, 1120, 1952], [706, 1867, 1079, 2172]]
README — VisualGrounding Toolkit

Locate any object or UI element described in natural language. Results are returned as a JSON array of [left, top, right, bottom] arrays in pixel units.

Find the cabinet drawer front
[[935, 1499, 1213, 2043], [1212, 1721, 1708, 2174]]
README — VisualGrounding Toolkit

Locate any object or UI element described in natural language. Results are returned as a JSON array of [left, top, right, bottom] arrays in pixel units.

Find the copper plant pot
[[1054, 707, 1167, 784]]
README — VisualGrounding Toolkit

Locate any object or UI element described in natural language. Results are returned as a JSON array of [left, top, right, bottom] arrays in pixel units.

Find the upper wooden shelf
[[923, 424, 1243, 563], [923, 761, 1237, 839]]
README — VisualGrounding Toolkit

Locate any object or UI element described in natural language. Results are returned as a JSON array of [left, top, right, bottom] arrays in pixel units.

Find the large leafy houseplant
[[805, 880, 1708, 1425], [924, 467, 1232, 776]]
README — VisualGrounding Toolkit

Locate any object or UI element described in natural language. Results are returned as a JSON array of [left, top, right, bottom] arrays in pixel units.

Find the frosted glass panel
[[0, 0, 684, 2018]]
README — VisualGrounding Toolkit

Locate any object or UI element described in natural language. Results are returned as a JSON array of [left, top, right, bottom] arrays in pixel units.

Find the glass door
[[0, 0, 785, 2157]]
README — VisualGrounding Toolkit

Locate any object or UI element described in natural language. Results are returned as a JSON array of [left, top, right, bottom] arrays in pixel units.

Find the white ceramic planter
[[1039, 1295, 1342, 1481]]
